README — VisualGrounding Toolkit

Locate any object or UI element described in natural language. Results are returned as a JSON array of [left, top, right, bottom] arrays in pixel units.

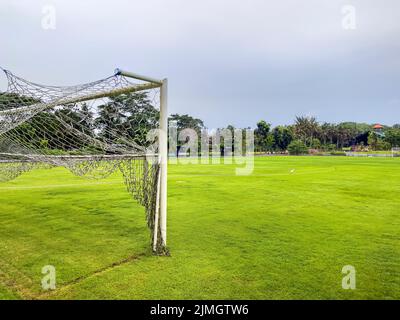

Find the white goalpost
[[115, 69, 168, 251], [0, 68, 168, 254]]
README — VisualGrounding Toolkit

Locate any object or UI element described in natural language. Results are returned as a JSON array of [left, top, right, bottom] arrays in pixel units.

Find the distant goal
[[392, 147, 400, 157]]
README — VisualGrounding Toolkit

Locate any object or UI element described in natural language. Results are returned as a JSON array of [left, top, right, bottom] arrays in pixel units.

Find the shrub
[[287, 140, 308, 155], [310, 138, 321, 149], [322, 144, 336, 151]]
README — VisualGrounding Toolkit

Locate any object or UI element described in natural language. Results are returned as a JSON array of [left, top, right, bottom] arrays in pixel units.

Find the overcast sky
[[0, 0, 399, 128]]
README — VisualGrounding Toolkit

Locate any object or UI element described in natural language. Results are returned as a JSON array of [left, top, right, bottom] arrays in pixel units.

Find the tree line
[[252, 116, 400, 154], [168, 114, 400, 155], [1, 92, 400, 155]]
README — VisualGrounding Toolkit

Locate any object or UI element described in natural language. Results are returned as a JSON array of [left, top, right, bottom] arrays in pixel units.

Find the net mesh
[[0, 68, 165, 253]]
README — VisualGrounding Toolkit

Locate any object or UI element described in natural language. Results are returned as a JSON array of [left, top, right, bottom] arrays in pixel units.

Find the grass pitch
[[0, 156, 399, 299]]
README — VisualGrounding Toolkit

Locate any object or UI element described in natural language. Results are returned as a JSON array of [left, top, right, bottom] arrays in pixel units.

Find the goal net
[[0, 67, 168, 254], [392, 147, 400, 157]]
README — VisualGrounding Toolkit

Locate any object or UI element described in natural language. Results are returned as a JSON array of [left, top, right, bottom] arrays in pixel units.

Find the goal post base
[[153, 245, 170, 256]]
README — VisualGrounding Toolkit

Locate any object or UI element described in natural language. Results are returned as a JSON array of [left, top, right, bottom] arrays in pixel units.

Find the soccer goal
[[392, 147, 400, 157], [0, 67, 168, 254]]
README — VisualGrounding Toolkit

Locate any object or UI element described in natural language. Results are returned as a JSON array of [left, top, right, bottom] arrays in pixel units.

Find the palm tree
[[294, 116, 319, 147]]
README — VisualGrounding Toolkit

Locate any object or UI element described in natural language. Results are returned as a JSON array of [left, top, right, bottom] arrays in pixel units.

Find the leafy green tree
[[255, 120, 273, 152], [368, 132, 391, 151], [319, 122, 339, 146], [265, 134, 275, 152], [310, 138, 321, 149], [272, 126, 293, 151], [0, 93, 38, 111], [169, 113, 205, 155], [368, 132, 379, 150], [77, 103, 95, 136], [287, 140, 308, 155], [384, 128, 400, 147], [220, 124, 236, 155], [335, 122, 369, 148], [96, 92, 159, 145], [169, 113, 204, 135]]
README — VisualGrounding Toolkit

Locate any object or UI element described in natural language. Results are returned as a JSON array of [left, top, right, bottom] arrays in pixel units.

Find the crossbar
[[0, 81, 161, 116], [115, 68, 163, 85]]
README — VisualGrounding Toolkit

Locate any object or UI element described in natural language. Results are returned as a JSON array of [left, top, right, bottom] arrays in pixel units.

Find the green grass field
[[0, 156, 399, 300]]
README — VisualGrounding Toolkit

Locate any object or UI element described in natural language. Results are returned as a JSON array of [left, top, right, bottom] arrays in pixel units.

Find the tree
[[384, 128, 400, 147], [319, 122, 337, 146], [368, 132, 379, 150], [265, 134, 275, 152], [368, 132, 390, 151], [255, 120, 273, 152], [287, 140, 308, 155], [0, 92, 38, 111], [334, 122, 369, 148], [294, 116, 319, 146], [95, 92, 159, 145], [169, 113, 205, 156], [221, 124, 236, 155], [169, 113, 204, 135], [310, 138, 321, 149], [272, 126, 293, 151], [77, 103, 95, 136]]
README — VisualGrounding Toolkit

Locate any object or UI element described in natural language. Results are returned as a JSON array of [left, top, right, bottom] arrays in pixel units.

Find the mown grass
[[0, 156, 399, 299]]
